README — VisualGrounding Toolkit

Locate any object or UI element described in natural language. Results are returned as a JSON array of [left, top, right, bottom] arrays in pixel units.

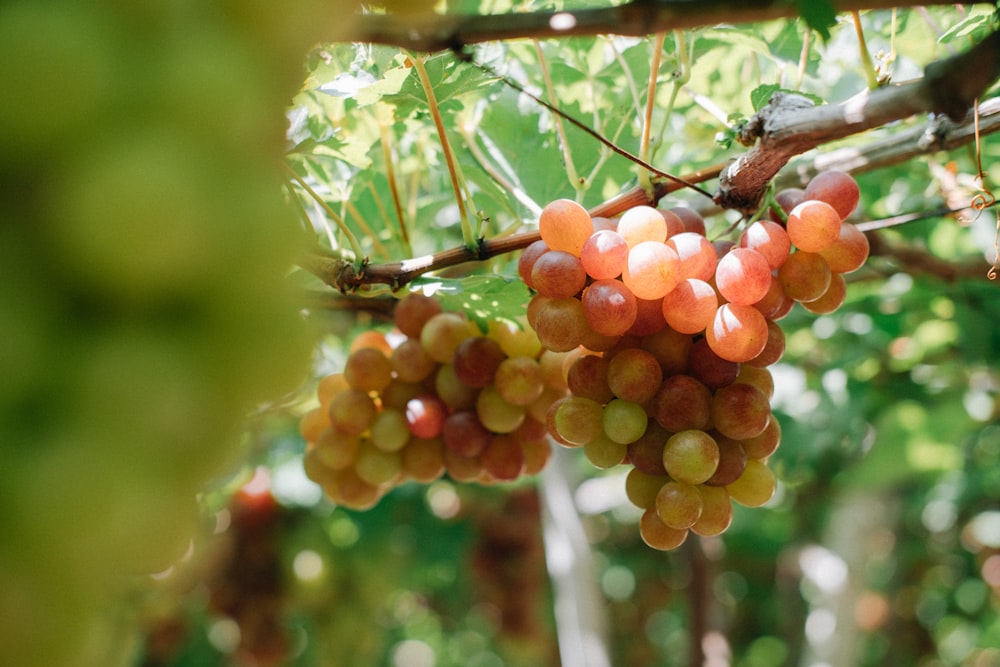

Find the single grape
[[625, 419, 670, 475], [606, 347, 663, 404], [639, 508, 690, 551], [370, 408, 411, 452], [531, 296, 589, 352], [453, 335, 506, 388], [330, 469, 383, 510], [443, 447, 484, 483], [739, 220, 791, 270], [803, 170, 859, 220], [552, 396, 604, 445], [420, 312, 476, 363], [669, 207, 707, 235], [661, 277, 718, 334], [650, 374, 713, 433], [581, 279, 638, 337], [734, 364, 775, 399], [801, 272, 847, 314], [394, 291, 442, 338], [538, 349, 572, 391], [538, 198, 593, 257], [715, 247, 772, 306], [434, 363, 478, 410], [687, 337, 739, 389], [317, 373, 349, 409], [703, 432, 747, 486], [657, 208, 686, 237], [566, 353, 615, 404], [581, 229, 628, 279], [343, 346, 393, 392], [625, 468, 670, 509], [768, 187, 805, 222], [354, 445, 402, 487], [622, 241, 681, 300], [442, 410, 490, 457], [726, 459, 777, 507], [481, 434, 525, 481], [476, 385, 525, 434], [618, 205, 668, 247], [602, 399, 648, 444], [742, 417, 781, 459], [391, 337, 438, 383], [492, 319, 543, 358], [521, 438, 552, 476], [627, 297, 668, 337], [314, 428, 362, 470], [591, 216, 617, 232], [405, 394, 448, 439], [327, 388, 378, 436], [663, 430, 720, 485], [786, 200, 842, 253], [690, 485, 733, 537], [705, 303, 769, 363], [667, 232, 717, 281], [641, 326, 693, 376], [818, 223, 869, 273], [753, 275, 794, 321], [349, 330, 393, 356], [655, 480, 703, 529], [401, 437, 446, 483], [747, 319, 785, 367], [777, 251, 832, 302], [299, 406, 331, 443], [531, 249, 588, 298], [711, 383, 771, 440], [517, 239, 550, 289], [583, 432, 627, 469], [494, 356, 544, 406]]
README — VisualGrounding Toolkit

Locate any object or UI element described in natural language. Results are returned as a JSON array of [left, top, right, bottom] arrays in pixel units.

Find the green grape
[[370, 409, 411, 452], [354, 445, 402, 487], [663, 429, 721, 485], [494, 356, 545, 406], [315, 428, 362, 470], [625, 468, 670, 509], [476, 385, 526, 434], [726, 459, 777, 507], [553, 396, 604, 446], [583, 433, 627, 469], [602, 399, 648, 444], [328, 388, 378, 436]]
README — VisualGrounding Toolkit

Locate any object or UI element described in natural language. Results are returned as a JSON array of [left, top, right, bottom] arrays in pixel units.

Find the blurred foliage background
[[5, 1, 1000, 666]]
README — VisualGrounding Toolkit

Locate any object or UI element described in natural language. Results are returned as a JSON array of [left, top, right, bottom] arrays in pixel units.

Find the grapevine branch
[[331, 0, 985, 54], [716, 30, 1000, 212], [301, 93, 1000, 292]]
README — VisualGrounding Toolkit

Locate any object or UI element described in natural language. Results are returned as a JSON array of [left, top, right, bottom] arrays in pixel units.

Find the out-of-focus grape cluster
[[300, 292, 567, 508], [0, 1, 335, 664], [521, 171, 869, 550]]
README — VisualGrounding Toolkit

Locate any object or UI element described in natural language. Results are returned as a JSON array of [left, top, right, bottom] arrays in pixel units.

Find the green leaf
[[796, 0, 838, 41], [938, 10, 994, 44], [749, 84, 824, 112], [415, 274, 531, 331]]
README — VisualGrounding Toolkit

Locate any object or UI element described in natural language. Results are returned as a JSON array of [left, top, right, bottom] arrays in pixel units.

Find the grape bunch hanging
[[300, 293, 569, 509], [302, 170, 869, 551], [524, 170, 868, 550]]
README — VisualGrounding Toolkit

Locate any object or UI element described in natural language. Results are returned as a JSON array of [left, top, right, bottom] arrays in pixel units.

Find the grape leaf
[[796, 0, 838, 41], [415, 274, 531, 331]]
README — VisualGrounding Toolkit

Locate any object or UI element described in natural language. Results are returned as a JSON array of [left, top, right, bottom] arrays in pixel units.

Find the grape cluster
[[524, 171, 868, 550], [300, 292, 567, 508]]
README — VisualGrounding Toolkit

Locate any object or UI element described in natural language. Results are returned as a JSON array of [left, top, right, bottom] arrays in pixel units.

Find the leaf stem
[[638, 32, 668, 194], [852, 11, 880, 90], [411, 53, 477, 249], [284, 163, 366, 268], [533, 39, 582, 195], [376, 102, 412, 255]]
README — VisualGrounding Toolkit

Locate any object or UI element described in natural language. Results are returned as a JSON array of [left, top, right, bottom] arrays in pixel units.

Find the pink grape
[[778, 251, 832, 302], [819, 223, 870, 273], [657, 208, 686, 237], [518, 239, 550, 290], [581, 279, 638, 337], [531, 249, 588, 298], [627, 297, 668, 336], [650, 374, 713, 433], [715, 247, 772, 306], [711, 383, 771, 440], [566, 354, 615, 404], [768, 187, 805, 222], [640, 508, 689, 551], [606, 347, 663, 404], [691, 485, 733, 537], [705, 303, 769, 363], [661, 278, 717, 334], [539, 198, 593, 257], [405, 394, 448, 439], [581, 229, 628, 279], [687, 337, 739, 389], [667, 232, 717, 281], [621, 241, 681, 300], [452, 335, 505, 388], [394, 291, 442, 338], [670, 207, 707, 235], [618, 205, 668, 247], [739, 220, 790, 270], [786, 200, 842, 253], [804, 170, 859, 219], [801, 272, 847, 314], [531, 296, 589, 352], [655, 480, 703, 529]]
